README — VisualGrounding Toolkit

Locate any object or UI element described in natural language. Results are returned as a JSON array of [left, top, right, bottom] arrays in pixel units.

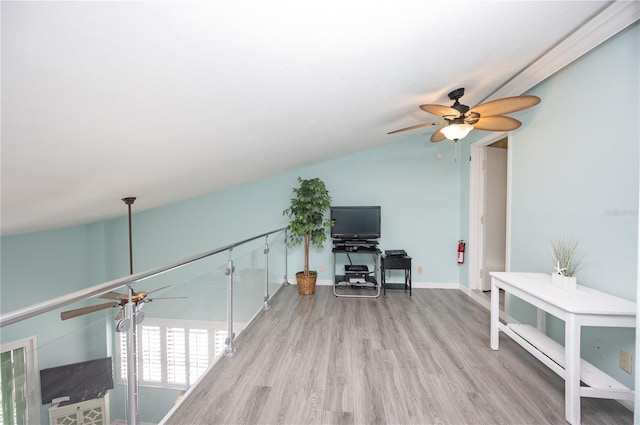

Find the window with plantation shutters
[[117, 319, 240, 389]]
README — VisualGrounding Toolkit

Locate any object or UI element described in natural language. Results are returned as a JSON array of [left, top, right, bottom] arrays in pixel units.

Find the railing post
[[263, 236, 271, 310], [126, 284, 139, 425], [224, 250, 236, 357], [283, 228, 290, 286]]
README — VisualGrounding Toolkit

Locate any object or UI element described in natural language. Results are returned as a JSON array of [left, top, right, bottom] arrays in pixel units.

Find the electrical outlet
[[318, 264, 325, 272], [417, 266, 423, 274], [593, 338, 604, 359], [620, 350, 632, 374]]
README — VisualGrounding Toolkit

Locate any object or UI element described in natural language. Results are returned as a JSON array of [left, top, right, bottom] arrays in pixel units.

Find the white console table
[[490, 272, 636, 425], [48, 394, 109, 425]]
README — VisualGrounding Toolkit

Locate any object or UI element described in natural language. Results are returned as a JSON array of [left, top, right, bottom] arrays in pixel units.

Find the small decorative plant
[[551, 237, 581, 277], [283, 177, 333, 294]]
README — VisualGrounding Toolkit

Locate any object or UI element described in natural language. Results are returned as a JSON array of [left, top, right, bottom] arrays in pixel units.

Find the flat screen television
[[330, 206, 381, 240], [40, 357, 114, 405]]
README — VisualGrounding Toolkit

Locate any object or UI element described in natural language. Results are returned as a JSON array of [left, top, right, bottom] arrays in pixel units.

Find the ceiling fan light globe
[[441, 123, 474, 141]]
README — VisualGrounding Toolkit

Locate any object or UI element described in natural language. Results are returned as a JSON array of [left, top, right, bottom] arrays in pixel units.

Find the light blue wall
[[1, 226, 92, 310], [304, 136, 462, 283], [96, 135, 462, 286], [508, 24, 639, 388], [1, 226, 109, 363]]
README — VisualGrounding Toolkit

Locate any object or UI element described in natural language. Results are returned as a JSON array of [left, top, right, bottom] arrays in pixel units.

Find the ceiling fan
[[388, 88, 541, 142], [59, 285, 181, 321], [60, 197, 185, 322]]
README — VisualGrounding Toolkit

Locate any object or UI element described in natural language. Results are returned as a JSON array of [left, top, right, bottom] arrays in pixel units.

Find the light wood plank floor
[[167, 286, 633, 425]]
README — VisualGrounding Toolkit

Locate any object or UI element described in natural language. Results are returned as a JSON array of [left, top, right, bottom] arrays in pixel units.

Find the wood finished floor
[[167, 286, 632, 425]]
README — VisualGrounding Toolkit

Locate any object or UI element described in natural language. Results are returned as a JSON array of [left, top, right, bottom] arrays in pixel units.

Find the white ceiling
[[1, 1, 614, 236]]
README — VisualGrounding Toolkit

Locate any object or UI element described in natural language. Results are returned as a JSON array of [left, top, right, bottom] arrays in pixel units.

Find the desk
[[490, 272, 636, 425], [381, 255, 411, 295]]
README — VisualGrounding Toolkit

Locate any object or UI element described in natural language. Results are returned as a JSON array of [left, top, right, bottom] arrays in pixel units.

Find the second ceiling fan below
[[388, 88, 541, 142]]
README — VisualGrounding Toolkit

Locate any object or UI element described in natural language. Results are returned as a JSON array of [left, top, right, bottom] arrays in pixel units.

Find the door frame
[[468, 132, 512, 292]]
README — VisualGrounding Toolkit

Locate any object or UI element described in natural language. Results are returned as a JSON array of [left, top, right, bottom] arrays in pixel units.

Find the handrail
[[0, 227, 287, 327]]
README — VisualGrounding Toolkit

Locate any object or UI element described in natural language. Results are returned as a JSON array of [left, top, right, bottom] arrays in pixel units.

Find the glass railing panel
[[0, 250, 230, 425], [232, 238, 269, 336], [124, 251, 229, 424], [231, 231, 287, 335], [1, 297, 125, 425], [266, 230, 287, 298], [1, 228, 287, 425]]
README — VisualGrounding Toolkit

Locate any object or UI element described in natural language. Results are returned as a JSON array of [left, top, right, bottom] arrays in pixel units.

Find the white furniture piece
[[490, 272, 635, 425], [48, 394, 109, 425]]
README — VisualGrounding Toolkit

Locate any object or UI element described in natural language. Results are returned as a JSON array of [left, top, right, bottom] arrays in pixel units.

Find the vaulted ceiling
[[0, 1, 622, 235]]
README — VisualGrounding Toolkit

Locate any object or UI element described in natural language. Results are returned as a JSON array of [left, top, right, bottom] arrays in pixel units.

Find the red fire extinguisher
[[457, 240, 465, 264]]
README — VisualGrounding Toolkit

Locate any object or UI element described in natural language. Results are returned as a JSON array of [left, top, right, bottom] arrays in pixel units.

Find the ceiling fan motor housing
[[446, 88, 469, 121], [451, 103, 469, 117]]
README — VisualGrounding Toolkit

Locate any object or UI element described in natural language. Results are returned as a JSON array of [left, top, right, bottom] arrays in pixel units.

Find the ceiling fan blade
[[145, 285, 172, 295], [469, 95, 540, 118], [99, 291, 126, 300], [60, 302, 119, 320], [419, 104, 460, 118], [430, 128, 446, 143], [149, 296, 188, 300], [387, 121, 444, 135], [473, 116, 522, 131]]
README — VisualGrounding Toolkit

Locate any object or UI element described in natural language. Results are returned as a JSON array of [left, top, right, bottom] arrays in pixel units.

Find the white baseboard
[[412, 281, 460, 290], [311, 279, 461, 290]]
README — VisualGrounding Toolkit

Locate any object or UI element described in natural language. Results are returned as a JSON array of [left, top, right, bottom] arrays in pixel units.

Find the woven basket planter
[[296, 271, 317, 295]]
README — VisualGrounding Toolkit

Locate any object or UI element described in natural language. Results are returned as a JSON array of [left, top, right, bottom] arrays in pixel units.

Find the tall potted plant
[[283, 177, 333, 295]]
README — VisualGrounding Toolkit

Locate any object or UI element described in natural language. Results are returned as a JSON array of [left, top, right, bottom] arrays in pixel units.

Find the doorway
[[468, 135, 510, 308], [482, 139, 508, 290]]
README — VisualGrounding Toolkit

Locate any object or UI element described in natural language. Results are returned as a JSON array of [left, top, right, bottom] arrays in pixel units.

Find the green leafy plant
[[551, 237, 582, 277], [283, 177, 333, 276]]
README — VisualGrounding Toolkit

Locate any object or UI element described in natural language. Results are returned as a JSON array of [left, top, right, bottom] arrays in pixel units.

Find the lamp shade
[[441, 123, 474, 141]]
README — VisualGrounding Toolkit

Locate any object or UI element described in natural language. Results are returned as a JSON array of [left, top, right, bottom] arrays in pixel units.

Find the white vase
[[551, 273, 577, 290]]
